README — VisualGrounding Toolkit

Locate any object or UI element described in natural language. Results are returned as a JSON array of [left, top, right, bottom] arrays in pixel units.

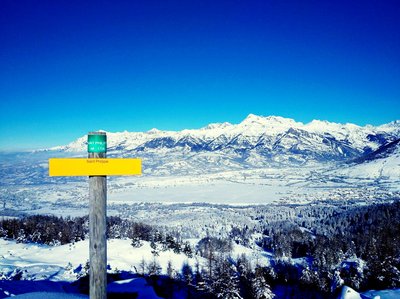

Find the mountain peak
[[147, 128, 161, 134], [242, 113, 271, 123], [202, 122, 232, 130], [239, 114, 300, 135], [242, 114, 297, 124], [244, 113, 261, 120]]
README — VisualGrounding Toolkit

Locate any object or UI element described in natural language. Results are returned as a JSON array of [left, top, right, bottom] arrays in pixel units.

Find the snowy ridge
[[333, 139, 400, 181], [46, 114, 400, 167], [3, 114, 397, 193], [352, 139, 400, 163]]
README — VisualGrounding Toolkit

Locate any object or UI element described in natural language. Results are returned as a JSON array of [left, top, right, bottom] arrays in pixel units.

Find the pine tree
[[181, 262, 193, 285], [194, 260, 206, 292], [252, 266, 274, 299], [300, 265, 319, 287], [167, 260, 174, 279], [150, 240, 159, 256], [183, 241, 193, 257], [165, 260, 175, 299], [181, 262, 194, 298], [211, 256, 242, 299], [139, 257, 146, 276], [147, 257, 162, 277], [131, 236, 142, 248], [330, 269, 343, 293], [236, 254, 253, 299]]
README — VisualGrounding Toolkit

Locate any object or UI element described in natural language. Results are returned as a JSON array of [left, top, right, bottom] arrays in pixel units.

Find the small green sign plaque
[[88, 134, 107, 153]]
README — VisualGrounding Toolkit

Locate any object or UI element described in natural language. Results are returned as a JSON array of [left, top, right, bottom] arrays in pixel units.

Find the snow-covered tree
[[138, 257, 146, 276], [330, 269, 344, 293], [211, 257, 242, 299], [252, 266, 274, 299], [147, 257, 161, 276], [166, 260, 174, 279], [181, 262, 193, 285], [131, 236, 142, 248]]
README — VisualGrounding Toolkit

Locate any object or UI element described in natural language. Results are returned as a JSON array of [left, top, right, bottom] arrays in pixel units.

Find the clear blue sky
[[1, 0, 399, 150]]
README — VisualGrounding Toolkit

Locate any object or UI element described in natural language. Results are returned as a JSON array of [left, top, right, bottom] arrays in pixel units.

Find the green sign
[[88, 134, 107, 153]]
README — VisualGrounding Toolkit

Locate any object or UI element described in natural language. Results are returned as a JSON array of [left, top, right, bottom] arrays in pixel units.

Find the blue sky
[[1, 0, 399, 150]]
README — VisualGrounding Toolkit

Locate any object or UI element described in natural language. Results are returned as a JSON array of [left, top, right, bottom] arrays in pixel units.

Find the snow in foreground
[[0, 237, 269, 282], [1, 277, 162, 299], [2, 238, 400, 298], [0, 238, 201, 282], [9, 292, 88, 299], [339, 285, 400, 299], [0, 238, 188, 298]]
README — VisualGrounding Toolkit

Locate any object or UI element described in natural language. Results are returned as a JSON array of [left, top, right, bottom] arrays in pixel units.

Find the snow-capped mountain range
[[1, 114, 398, 215], [49, 114, 400, 168]]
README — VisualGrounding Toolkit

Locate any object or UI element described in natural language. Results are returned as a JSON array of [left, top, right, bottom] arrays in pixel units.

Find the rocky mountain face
[[351, 138, 400, 164], [48, 115, 400, 171]]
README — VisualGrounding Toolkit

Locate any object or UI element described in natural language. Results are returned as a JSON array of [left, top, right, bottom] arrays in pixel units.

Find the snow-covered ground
[[0, 238, 270, 279], [1, 238, 399, 299], [0, 238, 193, 298], [331, 150, 400, 184], [8, 292, 88, 299], [0, 238, 201, 282], [339, 285, 400, 299], [0, 237, 270, 298]]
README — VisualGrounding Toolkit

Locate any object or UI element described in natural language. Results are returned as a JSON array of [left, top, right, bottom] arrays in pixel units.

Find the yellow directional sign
[[49, 158, 142, 176]]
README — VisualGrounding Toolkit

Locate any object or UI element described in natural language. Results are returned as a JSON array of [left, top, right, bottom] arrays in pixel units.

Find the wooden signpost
[[49, 131, 142, 299]]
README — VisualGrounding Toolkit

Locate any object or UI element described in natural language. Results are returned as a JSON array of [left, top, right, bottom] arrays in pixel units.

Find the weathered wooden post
[[88, 132, 107, 299], [48, 133, 142, 299]]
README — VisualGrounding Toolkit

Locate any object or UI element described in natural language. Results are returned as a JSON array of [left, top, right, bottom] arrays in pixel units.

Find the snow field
[[0, 238, 270, 298], [0, 239, 202, 282], [339, 285, 400, 299]]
